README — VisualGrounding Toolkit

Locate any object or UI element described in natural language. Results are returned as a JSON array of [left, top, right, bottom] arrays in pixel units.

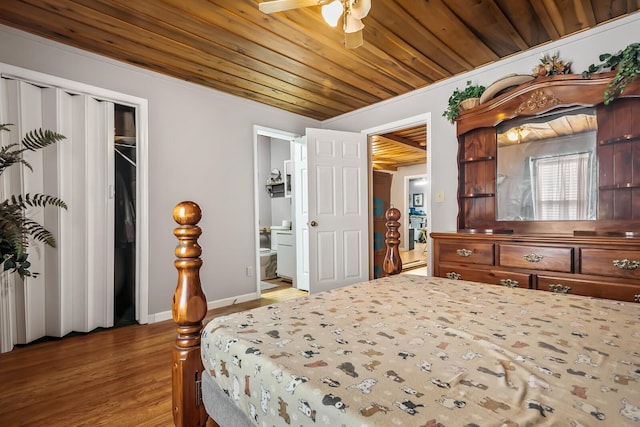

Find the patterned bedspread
[[201, 275, 640, 426]]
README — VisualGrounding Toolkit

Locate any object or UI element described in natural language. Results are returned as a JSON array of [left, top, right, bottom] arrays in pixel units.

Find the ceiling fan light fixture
[[322, 0, 343, 27], [344, 13, 364, 33], [348, 0, 371, 19]]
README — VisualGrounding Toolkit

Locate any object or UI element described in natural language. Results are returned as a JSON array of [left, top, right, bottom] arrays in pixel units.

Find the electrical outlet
[[436, 191, 445, 203], [246, 266, 253, 277]]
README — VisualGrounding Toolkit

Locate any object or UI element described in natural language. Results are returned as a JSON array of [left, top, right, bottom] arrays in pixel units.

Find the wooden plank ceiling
[[0, 1, 636, 171], [1, 1, 637, 122]]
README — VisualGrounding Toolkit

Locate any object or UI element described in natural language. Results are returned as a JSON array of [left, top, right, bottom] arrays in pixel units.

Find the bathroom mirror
[[496, 106, 598, 221]]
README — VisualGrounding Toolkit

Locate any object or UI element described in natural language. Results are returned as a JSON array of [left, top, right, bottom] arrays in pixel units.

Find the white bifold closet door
[[1, 78, 115, 345]]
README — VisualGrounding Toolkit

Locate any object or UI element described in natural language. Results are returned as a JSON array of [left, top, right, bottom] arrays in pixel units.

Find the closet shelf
[[115, 136, 136, 144]]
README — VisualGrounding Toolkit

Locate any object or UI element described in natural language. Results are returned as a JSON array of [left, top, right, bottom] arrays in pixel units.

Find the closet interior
[[114, 104, 137, 327]]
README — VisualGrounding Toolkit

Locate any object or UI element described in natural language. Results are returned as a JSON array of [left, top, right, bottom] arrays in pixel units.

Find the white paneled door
[[305, 128, 368, 293]]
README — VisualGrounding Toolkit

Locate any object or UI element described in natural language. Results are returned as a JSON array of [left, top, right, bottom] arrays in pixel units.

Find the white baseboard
[[148, 292, 260, 324]]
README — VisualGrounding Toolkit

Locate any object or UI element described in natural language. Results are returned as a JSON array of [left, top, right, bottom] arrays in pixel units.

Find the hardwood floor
[[400, 241, 428, 271], [0, 283, 306, 426]]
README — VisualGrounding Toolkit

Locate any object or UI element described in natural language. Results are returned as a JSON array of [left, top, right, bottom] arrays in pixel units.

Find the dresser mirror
[[496, 106, 598, 222]]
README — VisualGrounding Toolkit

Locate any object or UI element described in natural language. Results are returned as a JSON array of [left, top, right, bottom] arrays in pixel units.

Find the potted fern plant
[[443, 80, 485, 123], [1, 124, 67, 278], [582, 42, 640, 104]]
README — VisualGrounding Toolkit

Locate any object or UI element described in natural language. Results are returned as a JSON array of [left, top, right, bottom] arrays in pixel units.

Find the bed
[[171, 202, 640, 426]]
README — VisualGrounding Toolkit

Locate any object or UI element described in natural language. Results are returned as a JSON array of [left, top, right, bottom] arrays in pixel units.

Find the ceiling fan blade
[[344, 29, 363, 49], [258, 0, 327, 14]]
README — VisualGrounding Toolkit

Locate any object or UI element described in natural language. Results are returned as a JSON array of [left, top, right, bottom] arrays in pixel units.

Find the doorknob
[[309, 220, 318, 227]]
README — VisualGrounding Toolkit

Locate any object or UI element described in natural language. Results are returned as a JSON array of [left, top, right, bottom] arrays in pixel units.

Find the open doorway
[[365, 114, 431, 277], [252, 126, 299, 296], [404, 174, 428, 272]]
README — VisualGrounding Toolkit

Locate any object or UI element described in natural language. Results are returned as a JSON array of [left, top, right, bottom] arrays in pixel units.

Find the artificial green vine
[[583, 42, 640, 104]]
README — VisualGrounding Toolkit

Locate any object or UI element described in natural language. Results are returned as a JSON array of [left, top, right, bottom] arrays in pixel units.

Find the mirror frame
[[455, 72, 640, 235]]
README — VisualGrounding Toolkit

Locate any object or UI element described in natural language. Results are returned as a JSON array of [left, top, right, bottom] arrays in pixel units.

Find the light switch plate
[[436, 191, 445, 203]]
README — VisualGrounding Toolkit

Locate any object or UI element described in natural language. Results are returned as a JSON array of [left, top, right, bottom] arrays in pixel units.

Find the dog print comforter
[[201, 275, 640, 426]]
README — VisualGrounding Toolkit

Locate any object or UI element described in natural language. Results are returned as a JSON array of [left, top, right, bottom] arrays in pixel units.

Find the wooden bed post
[[172, 201, 208, 427], [383, 207, 402, 275]]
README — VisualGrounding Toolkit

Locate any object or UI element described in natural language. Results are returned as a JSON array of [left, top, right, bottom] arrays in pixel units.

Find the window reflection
[[497, 107, 597, 221]]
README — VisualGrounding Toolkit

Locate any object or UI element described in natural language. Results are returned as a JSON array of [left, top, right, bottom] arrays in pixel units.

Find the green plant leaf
[[21, 128, 66, 151], [1, 124, 67, 278]]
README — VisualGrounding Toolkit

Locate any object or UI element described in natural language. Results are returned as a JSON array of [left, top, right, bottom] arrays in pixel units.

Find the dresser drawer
[[580, 248, 640, 280], [499, 244, 573, 273], [439, 242, 495, 265], [537, 275, 640, 303], [440, 263, 531, 289]]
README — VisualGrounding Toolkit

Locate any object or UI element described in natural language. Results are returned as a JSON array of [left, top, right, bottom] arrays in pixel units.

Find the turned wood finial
[[383, 207, 402, 275], [172, 201, 206, 330], [172, 201, 208, 427]]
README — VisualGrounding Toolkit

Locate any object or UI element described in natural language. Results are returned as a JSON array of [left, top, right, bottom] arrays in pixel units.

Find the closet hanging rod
[[115, 147, 136, 168], [115, 142, 136, 148]]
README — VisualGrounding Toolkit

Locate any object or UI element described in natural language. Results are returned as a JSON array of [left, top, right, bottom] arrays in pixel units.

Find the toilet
[[259, 247, 277, 280]]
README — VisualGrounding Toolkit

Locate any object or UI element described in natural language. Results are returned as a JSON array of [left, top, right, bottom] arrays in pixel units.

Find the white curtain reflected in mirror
[[497, 107, 598, 221]]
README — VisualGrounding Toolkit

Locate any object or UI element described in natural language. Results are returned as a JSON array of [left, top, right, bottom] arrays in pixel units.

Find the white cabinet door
[[276, 231, 294, 280]]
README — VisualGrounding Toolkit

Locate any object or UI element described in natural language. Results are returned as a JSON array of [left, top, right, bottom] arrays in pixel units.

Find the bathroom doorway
[[253, 126, 298, 295]]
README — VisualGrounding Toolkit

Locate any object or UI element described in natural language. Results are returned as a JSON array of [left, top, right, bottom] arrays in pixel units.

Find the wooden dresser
[[432, 232, 640, 302], [432, 72, 640, 302]]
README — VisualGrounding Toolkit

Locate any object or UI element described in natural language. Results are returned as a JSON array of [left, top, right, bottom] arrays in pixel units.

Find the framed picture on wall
[[413, 193, 423, 207]]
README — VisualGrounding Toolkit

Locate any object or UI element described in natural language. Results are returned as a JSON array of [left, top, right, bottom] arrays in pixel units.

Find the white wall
[[257, 135, 272, 229], [324, 13, 640, 235], [0, 25, 320, 318], [269, 138, 292, 226]]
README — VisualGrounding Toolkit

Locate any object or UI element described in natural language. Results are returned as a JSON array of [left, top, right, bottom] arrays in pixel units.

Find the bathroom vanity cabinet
[[273, 229, 294, 280]]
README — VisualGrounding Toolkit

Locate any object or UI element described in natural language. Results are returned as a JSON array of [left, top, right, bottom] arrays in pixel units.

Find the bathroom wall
[[257, 134, 272, 230], [270, 137, 292, 227]]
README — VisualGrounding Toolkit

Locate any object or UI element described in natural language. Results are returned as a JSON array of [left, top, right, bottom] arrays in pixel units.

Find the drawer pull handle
[[500, 279, 519, 288], [634, 295, 640, 303], [612, 259, 640, 270], [446, 272, 461, 280], [549, 284, 571, 294], [523, 253, 544, 263], [456, 249, 472, 257]]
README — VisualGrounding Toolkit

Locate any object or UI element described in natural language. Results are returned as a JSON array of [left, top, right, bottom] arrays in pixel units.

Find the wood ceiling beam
[[372, 163, 397, 172], [371, 135, 426, 155]]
